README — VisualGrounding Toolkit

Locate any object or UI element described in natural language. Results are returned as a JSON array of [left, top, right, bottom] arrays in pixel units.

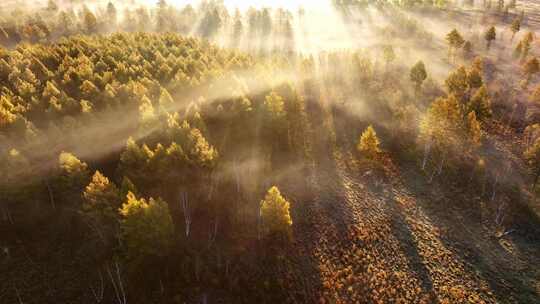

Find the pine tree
[[80, 80, 99, 100], [445, 66, 469, 101], [120, 176, 139, 199], [106, 2, 118, 28], [514, 41, 523, 59], [119, 137, 152, 186], [260, 186, 292, 238], [119, 192, 174, 261], [497, 0, 504, 12], [524, 138, 540, 186], [446, 29, 465, 62], [0, 149, 33, 204], [0, 95, 18, 129], [419, 95, 464, 169], [139, 95, 156, 130], [42, 81, 61, 100], [83, 9, 98, 34], [484, 26, 496, 50], [186, 128, 218, 169], [47, 0, 58, 12], [410, 60, 428, 96], [510, 18, 521, 42], [529, 85, 540, 104], [520, 32, 534, 62], [82, 171, 120, 220], [463, 41, 473, 59], [263, 92, 287, 145], [357, 125, 381, 160], [468, 85, 492, 121], [466, 111, 482, 150], [158, 88, 174, 106], [523, 57, 540, 86], [264, 92, 286, 121], [383, 45, 396, 67], [57, 152, 90, 201], [467, 68, 483, 89]]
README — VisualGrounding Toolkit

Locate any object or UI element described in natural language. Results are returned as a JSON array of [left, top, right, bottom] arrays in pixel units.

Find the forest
[[0, 0, 539, 303]]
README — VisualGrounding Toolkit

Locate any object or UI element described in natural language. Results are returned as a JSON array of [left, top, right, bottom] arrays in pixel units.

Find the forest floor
[[280, 91, 540, 303], [2, 4, 540, 302]]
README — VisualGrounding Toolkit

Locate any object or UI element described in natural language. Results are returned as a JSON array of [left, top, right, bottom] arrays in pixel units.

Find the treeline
[[0, 32, 310, 301], [1, 4, 540, 298], [0, 0, 296, 54]]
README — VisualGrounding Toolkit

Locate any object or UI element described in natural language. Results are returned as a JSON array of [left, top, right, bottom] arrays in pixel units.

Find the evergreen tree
[[82, 171, 120, 220], [57, 152, 90, 201], [46, 0, 58, 12], [119, 192, 174, 262], [419, 95, 464, 169], [463, 41, 473, 59], [83, 9, 98, 34], [445, 66, 469, 101], [446, 29, 465, 62], [520, 32, 534, 62], [468, 85, 492, 121], [382, 45, 396, 67], [466, 111, 482, 150], [158, 87, 174, 106], [484, 26, 496, 50], [467, 68, 483, 89], [119, 137, 152, 186], [529, 84, 540, 104], [120, 176, 139, 199], [523, 57, 540, 86], [510, 18, 521, 42], [357, 125, 381, 160], [106, 2, 118, 29], [260, 186, 292, 238], [264, 92, 286, 121], [0, 149, 33, 205], [139, 95, 156, 130], [410, 60, 428, 96], [186, 128, 218, 169], [514, 41, 523, 59], [524, 137, 540, 186]]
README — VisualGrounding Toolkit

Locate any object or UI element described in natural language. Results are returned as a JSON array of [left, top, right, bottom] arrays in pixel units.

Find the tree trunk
[[491, 175, 499, 202], [437, 155, 445, 176], [422, 140, 431, 171], [533, 167, 540, 189], [181, 191, 191, 238], [46, 179, 56, 210]]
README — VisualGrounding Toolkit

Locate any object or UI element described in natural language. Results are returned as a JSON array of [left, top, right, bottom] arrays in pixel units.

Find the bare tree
[[45, 179, 56, 210], [14, 285, 23, 304], [422, 138, 432, 170], [106, 260, 127, 304], [180, 191, 191, 238], [208, 216, 219, 248], [1, 203, 13, 225], [491, 174, 499, 202], [89, 270, 104, 303], [495, 200, 507, 226]]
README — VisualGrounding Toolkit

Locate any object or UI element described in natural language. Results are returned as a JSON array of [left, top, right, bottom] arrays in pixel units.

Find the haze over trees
[[1, 0, 540, 303]]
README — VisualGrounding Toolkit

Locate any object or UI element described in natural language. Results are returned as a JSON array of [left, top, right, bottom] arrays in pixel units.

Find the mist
[[2, 1, 540, 304]]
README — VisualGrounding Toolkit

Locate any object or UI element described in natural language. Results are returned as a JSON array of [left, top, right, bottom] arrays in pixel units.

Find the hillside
[[1, 1, 540, 303]]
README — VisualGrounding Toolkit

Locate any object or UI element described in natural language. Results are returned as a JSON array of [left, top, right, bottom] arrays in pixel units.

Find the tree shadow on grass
[[275, 94, 360, 302], [385, 192, 440, 303], [398, 165, 540, 304]]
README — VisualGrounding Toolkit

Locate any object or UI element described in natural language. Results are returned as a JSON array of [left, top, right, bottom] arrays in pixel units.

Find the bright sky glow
[[165, 0, 328, 11]]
